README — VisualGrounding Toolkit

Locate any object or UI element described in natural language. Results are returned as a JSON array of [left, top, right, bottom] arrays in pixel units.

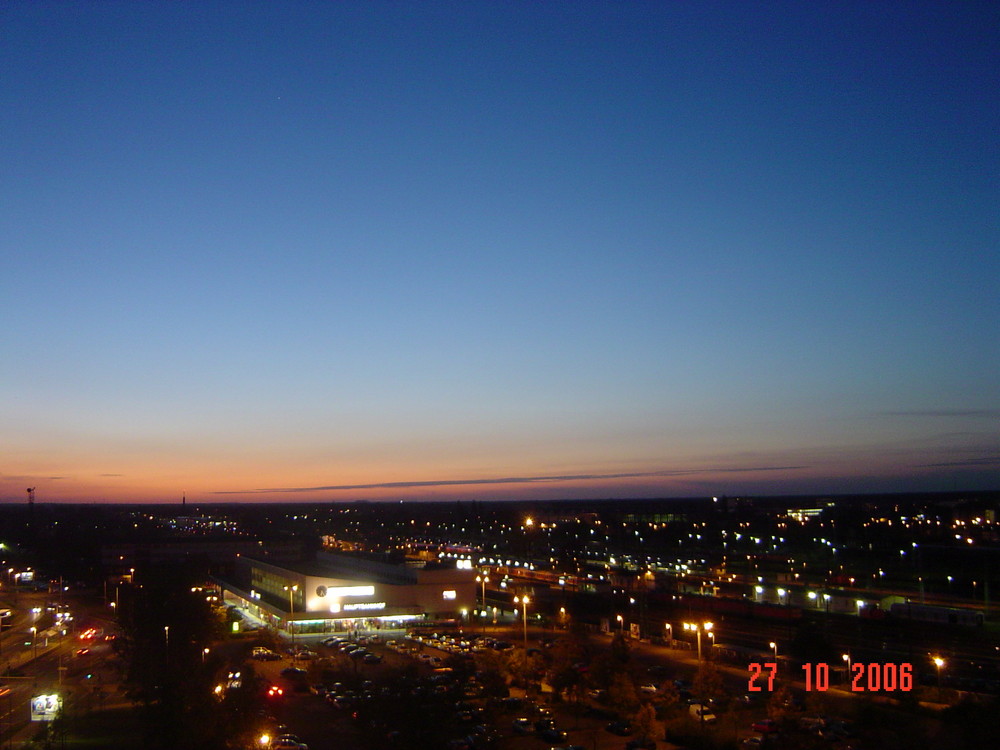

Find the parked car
[[512, 718, 533, 735], [751, 719, 779, 734], [538, 728, 568, 743], [688, 703, 717, 723], [606, 721, 633, 736]]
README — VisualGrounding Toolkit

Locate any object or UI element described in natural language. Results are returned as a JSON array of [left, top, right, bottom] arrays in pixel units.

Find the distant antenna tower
[[27, 487, 35, 508]]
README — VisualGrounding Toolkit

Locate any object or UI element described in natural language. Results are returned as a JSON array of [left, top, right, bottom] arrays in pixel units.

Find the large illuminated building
[[218, 551, 477, 635]]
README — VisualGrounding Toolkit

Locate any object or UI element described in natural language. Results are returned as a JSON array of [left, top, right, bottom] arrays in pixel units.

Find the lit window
[[442, 590, 457, 600]]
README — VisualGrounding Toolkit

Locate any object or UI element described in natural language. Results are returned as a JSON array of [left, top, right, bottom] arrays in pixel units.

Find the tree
[[633, 703, 658, 742], [608, 672, 640, 718], [113, 564, 224, 749], [657, 681, 684, 718], [767, 684, 793, 722], [610, 631, 631, 666], [692, 662, 727, 707]]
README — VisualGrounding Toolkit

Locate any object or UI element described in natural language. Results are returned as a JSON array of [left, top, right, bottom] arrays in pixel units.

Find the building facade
[[219, 551, 477, 635]]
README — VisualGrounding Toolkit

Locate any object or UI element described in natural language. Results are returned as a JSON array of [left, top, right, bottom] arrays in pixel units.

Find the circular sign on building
[[316, 585, 327, 598]]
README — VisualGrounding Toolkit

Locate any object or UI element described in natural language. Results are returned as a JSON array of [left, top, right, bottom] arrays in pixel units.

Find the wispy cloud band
[[880, 409, 1000, 418], [215, 465, 809, 494], [920, 456, 1000, 468]]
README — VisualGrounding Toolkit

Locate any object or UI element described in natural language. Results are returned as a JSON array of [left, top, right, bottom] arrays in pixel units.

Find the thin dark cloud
[[215, 465, 809, 494], [880, 409, 1000, 418], [920, 456, 1000, 468], [100, 474, 124, 477]]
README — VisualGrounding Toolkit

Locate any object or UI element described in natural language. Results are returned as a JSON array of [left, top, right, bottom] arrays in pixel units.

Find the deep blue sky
[[2, 1, 997, 502]]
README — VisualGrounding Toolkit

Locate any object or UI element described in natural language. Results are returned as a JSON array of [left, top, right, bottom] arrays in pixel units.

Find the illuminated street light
[[933, 656, 945, 687], [476, 574, 490, 610], [284, 584, 299, 656], [842, 653, 851, 684], [476, 574, 490, 631], [770, 641, 778, 660], [513, 595, 530, 651], [684, 621, 713, 661]]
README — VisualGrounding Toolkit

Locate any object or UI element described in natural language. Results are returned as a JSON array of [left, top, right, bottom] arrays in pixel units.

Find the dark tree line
[[113, 563, 233, 749]]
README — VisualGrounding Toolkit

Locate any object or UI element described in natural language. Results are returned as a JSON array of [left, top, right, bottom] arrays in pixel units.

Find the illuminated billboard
[[30, 694, 61, 721]]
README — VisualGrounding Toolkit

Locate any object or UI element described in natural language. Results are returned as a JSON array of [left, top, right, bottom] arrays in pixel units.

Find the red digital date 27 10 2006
[[748, 662, 914, 692]]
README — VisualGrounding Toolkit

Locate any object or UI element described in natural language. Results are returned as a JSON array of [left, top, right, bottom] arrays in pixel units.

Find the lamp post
[[284, 584, 299, 657], [842, 653, 851, 685], [664, 622, 672, 647], [770, 641, 778, 660], [616, 614, 624, 633], [684, 621, 713, 661], [476, 575, 489, 631], [933, 656, 945, 688], [513, 595, 530, 651]]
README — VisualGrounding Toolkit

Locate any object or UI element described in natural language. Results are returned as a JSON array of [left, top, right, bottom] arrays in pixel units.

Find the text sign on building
[[343, 602, 386, 611]]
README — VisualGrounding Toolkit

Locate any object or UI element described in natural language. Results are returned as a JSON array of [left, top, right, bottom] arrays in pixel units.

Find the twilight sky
[[2, 1, 998, 503]]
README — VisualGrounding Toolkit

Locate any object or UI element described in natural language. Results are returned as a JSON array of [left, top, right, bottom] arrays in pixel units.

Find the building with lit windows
[[218, 551, 477, 636]]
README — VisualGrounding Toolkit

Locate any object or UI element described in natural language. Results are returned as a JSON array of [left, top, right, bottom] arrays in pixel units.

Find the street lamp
[[616, 614, 624, 633], [770, 641, 778, 660], [933, 656, 945, 687], [664, 622, 672, 646], [513, 595, 530, 651], [284, 584, 299, 656], [476, 574, 489, 630], [684, 621, 713, 661], [842, 653, 851, 684]]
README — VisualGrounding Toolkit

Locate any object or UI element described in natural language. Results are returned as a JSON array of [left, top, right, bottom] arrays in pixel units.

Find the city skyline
[[2, 2, 998, 503]]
